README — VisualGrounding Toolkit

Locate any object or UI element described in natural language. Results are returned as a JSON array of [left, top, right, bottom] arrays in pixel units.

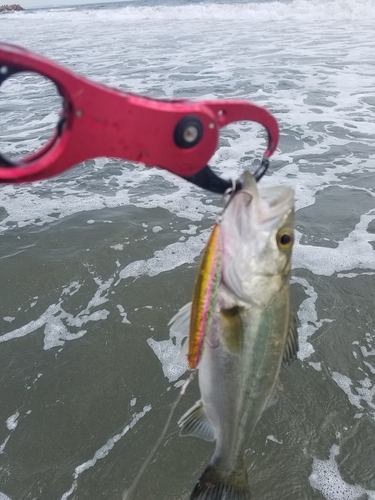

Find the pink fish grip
[[0, 43, 279, 189]]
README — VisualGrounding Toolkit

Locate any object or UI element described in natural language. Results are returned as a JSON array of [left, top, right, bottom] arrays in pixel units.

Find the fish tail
[[190, 461, 251, 500]]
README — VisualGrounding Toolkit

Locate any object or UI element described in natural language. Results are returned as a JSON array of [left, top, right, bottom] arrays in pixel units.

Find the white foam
[[148, 302, 190, 381], [116, 305, 131, 325], [0, 168, 214, 235], [337, 272, 375, 279], [0, 492, 12, 500], [6, 411, 19, 431], [293, 209, 375, 277], [3, 0, 375, 22], [266, 435, 283, 445], [0, 276, 111, 349], [332, 332, 375, 420], [119, 231, 208, 281], [0, 436, 10, 454], [364, 361, 375, 375], [309, 444, 375, 500], [62, 281, 82, 297], [359, 343, 375, 358], [147, 336, 189, 383], [309, 362, 322, 371], [60, 404, 151, 500], [33, 373, 43, 384], [181, 225, 198, 235], [331, 372, 363, 410], [292, 277, 333, 360], [3, 317, 15, 323]]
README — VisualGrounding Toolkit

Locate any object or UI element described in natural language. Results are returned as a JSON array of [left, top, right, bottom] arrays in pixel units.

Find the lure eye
[[276, 229, 294, 250]]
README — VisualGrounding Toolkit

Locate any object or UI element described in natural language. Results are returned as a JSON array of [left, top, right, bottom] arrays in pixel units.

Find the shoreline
[[0, 4, 24, 11]]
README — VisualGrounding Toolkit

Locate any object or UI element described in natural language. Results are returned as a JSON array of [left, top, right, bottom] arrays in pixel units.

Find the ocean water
[[1, 0, 375, 499]]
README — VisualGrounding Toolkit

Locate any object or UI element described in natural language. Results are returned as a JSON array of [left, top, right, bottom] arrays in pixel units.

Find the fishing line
[[123, 371, 196, 500]]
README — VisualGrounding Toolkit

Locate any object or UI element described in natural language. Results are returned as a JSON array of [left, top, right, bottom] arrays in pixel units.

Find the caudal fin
[[190, 462, 251, 500]]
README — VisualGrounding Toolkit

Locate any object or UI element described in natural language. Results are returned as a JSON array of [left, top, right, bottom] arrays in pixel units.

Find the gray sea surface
[[1, 0, 375, 499]]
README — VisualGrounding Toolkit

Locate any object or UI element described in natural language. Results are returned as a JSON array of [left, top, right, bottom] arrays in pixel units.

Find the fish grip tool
[[0, 43, 279, 192]]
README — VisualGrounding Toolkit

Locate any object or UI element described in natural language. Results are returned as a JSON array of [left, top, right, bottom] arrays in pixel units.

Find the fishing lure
[[189, 223, 222, 369]]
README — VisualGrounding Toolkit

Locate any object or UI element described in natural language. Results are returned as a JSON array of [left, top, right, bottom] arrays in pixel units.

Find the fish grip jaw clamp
[[183, 156, 269, 194], [183, 100, 277, 192]]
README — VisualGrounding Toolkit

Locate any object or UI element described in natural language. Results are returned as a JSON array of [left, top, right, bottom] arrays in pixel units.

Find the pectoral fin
[[169, 302, 192, 362], [178, 400, 215, 442], [176, 336, 189, 362], [169, 302, 192, 337], [220, 306, 243, 355], [283, 313, 299, 365]]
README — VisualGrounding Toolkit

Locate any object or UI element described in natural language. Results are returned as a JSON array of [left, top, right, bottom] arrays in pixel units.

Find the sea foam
[[1, 0, 375, 22]]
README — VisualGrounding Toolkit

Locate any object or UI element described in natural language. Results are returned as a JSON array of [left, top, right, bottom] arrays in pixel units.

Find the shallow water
[[0, 1, 375, 499]]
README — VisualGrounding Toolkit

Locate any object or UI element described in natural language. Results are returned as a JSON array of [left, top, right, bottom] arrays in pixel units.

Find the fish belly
[[199, 292, 290, 471]]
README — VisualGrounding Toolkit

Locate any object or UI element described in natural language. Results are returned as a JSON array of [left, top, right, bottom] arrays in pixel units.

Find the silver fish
[[170, 172, 297, 500]]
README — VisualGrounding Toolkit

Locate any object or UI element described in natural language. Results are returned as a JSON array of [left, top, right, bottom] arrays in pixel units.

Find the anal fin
[[178, 400, 215, 442]]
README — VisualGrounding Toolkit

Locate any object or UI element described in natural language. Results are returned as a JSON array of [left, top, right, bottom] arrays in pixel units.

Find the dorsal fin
[[283, 313, 299, 365], [168, 301, 191, 336]]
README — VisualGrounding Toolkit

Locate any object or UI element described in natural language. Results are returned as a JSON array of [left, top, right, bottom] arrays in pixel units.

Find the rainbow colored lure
[[188, 223, 222, 369]]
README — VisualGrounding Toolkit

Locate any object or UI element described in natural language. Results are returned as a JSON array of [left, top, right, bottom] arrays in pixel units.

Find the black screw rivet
[[174, 115, 203, 149]]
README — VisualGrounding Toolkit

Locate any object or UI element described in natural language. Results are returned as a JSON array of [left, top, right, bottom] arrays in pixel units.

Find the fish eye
[[276, 229, 294, 250]]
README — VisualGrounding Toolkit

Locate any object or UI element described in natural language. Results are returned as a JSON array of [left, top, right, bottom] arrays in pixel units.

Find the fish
[[170, 171, 297, 500]]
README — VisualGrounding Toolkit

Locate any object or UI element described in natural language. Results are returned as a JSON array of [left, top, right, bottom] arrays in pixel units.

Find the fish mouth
[[236, 171, 294, 225], [219, 172, 295, 305]]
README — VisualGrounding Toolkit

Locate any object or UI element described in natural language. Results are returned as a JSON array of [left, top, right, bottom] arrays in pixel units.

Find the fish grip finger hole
[[0, 67, 64, 166]]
